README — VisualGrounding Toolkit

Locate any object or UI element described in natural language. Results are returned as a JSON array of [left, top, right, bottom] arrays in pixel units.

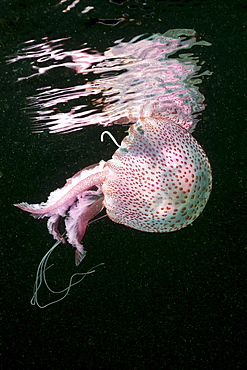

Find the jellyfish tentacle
[[30, 238, 104, 308], [100, 131, 121, 148]]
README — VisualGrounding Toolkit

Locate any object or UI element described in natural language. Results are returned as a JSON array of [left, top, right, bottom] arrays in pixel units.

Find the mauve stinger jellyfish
[[11, 30, 212, 306]]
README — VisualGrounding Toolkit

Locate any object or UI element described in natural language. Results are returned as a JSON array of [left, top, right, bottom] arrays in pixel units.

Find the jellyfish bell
[[103, 116, 212, 232]]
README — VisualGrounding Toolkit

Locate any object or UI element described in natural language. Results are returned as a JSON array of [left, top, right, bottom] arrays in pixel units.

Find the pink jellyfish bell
[[15, 115, 212, 266], [103, 116, 212, 232]]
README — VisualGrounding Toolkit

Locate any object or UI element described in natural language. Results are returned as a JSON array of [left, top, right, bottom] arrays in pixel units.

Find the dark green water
[[0, 0, 246, 369]]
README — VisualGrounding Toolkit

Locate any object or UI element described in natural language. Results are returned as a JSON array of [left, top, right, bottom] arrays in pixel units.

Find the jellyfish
[[15, 115, 212, 266]]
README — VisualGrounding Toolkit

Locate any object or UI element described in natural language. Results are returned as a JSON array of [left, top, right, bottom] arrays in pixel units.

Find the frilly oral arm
[[14, 171, 106, 216]]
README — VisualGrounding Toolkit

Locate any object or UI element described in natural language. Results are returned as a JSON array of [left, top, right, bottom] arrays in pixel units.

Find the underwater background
[[0, 0, 246, 369]]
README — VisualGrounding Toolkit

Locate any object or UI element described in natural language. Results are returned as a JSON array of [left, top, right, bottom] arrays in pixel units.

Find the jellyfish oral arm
[[65, 196, 105, 266], [14, 161, 107, 265], [14, 161, 107, 217]]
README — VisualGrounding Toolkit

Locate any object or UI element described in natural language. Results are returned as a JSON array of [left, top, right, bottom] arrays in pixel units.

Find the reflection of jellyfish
[[11, 30, 212, 306], [9, 29, 211, 134]]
